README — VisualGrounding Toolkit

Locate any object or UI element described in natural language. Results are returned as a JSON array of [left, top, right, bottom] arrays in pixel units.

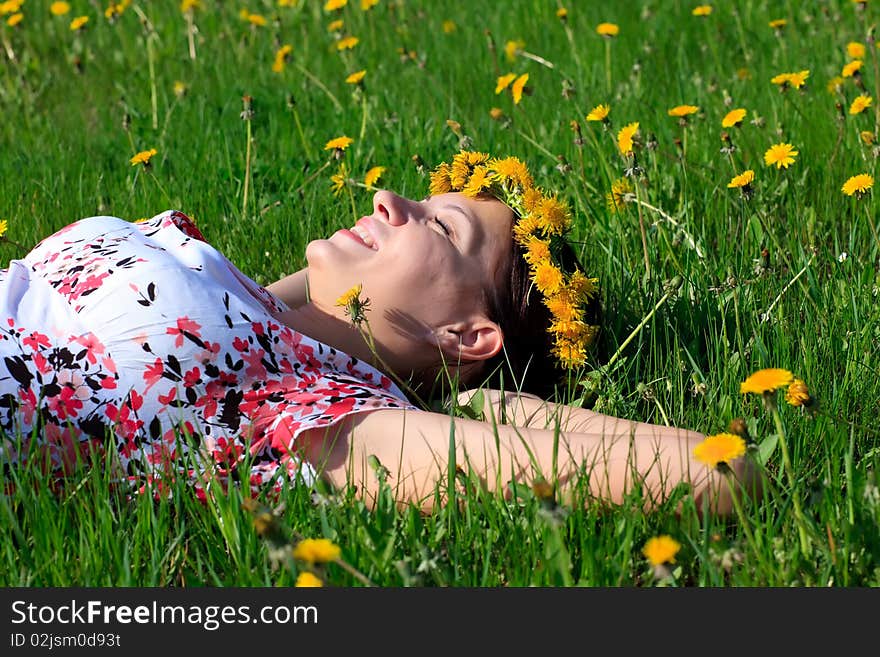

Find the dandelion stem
[[295, 63, 343, 113], [632, 176, 651, 280], [723, 469, 765, 567], [185, 12, 197, 60], [604, 39, 612, 96], [289, 160, 331, 197], [604, 278, 679, 371], [358, 92, 368, 143], [357, 322, 428, 410], [768, 398, 812, 556], [864, 202, 880, 253], [148, 170, 173, 207], [332, 557, 376, 587], [242, 118, 253, 219]]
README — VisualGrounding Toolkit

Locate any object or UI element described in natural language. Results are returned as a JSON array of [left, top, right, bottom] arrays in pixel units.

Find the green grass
[[1, 0, 879, 586]]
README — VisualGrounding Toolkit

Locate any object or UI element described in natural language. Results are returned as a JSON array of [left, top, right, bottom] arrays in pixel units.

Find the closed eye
[[432, 217, 451, 236]]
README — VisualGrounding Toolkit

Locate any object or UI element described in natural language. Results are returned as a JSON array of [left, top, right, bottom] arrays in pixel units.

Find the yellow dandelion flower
[[586, 104, 610, 122], [278, 0, 297, 6], [0, 0, 23, 13], [173, 80, 188, 97], [848, 41, 866, 59], [345, 69, 366, 84], [849, 94, 872, 114], [740, 368, 794, 394], [617, 121, 639, 155], [330, 163, 348, 196], [596, 22, 619, 37], [324, 0, 347, 10], [272, 44, 293, 74], [495, 73, 517, 94], [429, 163, 452, 195], [491, 156, 533, 189], [6, 12, 22, 26], [489, 107, 504, 121], [511, 73, 529, 104], [722, 108, 747, 127], [642, 535, 681, 566], [693, 433, 747, 469], [727, 170, 755, 188], [827, 76, 845, 94], [336, 35, 359, 50], [324, 135, 353, 151], [736, 67, 751, 80], [763, 143, 798, 169], [606, 177, 633, 212], [463, 165, 492, 197], [50, 1, 71, 15], [785, 379, 813, 407], [442, 20, 456, 33], [523, 235, 551, 267], [245, 13, 266, 26], [364, 165, 385, 187], [335, 284, 362, 309], [692, 5, 712, 16], [768, 18, 787, 29], [360, 0, 378, 10], [522, 187, 544, 214], [569, 271, 598, 300], [544, 290, 579, 322], [787, 69, 810, 88], [130, 148, 157, 166], [668, 104, 699, 118], [551, 338, 588, 368], [293, 538, 341, 564], [537, 196, 571, 235], [327, 18, 344, 32], [504, 39, 524, 62], [533, 261, 565, 295], [180, 0, 200, 12], [295, 572, 323, 587], [69, 15, 88, 30], [0, 219, 8, 238], [842, 59, 863, 77], [556, 7, 568, 19], [860, 130, 875, 145], [842, 173, 874, 196]]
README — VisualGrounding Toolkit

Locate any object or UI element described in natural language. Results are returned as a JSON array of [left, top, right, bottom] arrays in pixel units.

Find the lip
[[336, 228, 374, 249]]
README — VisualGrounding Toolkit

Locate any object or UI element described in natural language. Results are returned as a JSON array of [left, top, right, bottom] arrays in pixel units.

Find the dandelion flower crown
[[428, 151, 599, 368]]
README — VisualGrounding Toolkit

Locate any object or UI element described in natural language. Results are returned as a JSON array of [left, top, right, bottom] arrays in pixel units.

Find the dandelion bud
[[531, 478, 557, 508], [727, 417, 751, 443], [785, 378, 814, 409], [121, 112, 131, 132], [240, 95, 254, 121], [411, 153, 426, 174]]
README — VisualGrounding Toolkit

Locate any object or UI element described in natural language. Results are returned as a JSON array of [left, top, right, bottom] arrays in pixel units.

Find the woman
[[0, 152, 751, 512]]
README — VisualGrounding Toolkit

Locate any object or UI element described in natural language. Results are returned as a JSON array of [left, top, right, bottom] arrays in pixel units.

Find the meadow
[[1, 0, 879, 587]]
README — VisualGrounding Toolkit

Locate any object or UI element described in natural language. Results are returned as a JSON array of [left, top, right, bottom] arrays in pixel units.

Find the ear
[[433, 316, 503, 363]]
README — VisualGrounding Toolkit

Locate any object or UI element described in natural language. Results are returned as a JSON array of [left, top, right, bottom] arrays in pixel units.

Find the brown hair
[[475, 234, 600, 399]]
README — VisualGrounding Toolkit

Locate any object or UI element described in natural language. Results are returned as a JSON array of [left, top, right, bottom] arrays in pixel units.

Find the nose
[[372, 190, 416, 227]]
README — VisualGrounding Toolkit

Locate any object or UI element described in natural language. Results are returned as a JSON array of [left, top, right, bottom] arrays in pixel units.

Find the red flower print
[[166, 316, 202, 348], [47, 387, 84, 420], [143, 357, 164, 391], [22, 331, 51, 352], [73, 332, 106, 364]]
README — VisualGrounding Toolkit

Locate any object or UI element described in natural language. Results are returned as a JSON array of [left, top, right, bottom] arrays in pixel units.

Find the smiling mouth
[[348, 224, 378, 250]]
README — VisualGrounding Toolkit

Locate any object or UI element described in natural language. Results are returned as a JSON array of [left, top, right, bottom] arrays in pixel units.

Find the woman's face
[[305, 190, 514, 369]]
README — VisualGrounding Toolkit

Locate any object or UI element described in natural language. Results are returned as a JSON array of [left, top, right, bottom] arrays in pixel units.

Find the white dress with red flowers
[[0, 210, 415, 498]]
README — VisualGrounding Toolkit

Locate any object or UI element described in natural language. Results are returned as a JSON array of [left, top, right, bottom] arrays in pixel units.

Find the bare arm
[[456, 386, 616, 433], [298, 406, 746, 515]]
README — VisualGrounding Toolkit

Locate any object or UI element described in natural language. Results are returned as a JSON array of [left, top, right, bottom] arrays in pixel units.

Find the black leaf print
[[166, 354, 182, 376], [3, 356, 33, 388], [147, 282, 156, 301]]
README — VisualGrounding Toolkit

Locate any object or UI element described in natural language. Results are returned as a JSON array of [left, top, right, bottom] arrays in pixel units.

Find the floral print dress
[[0, 210, 415, 498]]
